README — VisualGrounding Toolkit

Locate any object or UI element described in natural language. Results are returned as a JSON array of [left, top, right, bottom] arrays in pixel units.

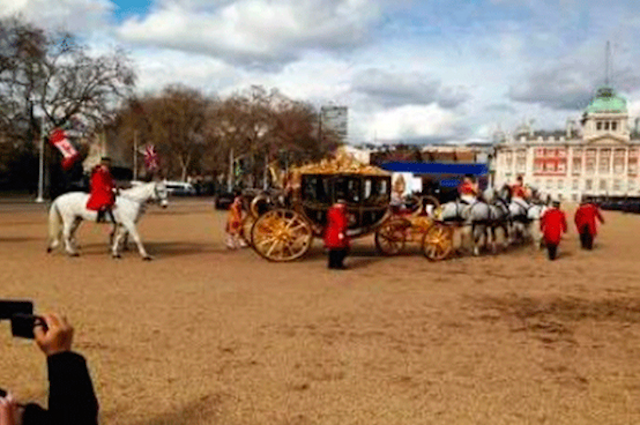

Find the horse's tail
[[47, 200, 62, 251]]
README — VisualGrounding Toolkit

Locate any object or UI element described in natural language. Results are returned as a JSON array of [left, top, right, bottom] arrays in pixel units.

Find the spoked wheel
[[241, 215, 255, 247], [251, 209, 313, 262], [375, 218, 409, 256], [422, 223, 454, 261]]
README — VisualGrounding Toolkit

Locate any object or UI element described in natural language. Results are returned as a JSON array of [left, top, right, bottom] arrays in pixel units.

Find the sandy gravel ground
[[1, 199, 640, 425]]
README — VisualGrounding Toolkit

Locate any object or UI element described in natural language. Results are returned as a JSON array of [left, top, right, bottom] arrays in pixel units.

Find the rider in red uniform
[[86, 157, 116, 223], [458, 175, 479, 203], [511, 175, 528, 199]]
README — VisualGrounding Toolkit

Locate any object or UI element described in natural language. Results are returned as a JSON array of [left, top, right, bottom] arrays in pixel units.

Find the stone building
[[494, 85, 640, 201]]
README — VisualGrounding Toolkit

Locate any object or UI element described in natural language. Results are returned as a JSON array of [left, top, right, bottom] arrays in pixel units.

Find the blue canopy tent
[[379, 162, 491, 202]]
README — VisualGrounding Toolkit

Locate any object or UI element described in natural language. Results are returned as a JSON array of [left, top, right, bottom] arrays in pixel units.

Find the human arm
[[596, 207, 605, 224], [25, 314, 99, 425]]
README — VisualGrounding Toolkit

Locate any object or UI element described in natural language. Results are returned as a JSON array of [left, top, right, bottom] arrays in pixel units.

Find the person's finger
[[33, 324, 46, 341], [47, 314, 62, 329]]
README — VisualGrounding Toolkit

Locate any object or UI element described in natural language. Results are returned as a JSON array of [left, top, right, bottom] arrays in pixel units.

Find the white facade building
[[494, 86, 640, 201]]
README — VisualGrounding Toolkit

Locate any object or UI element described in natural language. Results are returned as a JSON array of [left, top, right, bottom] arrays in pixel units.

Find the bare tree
[[0, 16, 135, 143]]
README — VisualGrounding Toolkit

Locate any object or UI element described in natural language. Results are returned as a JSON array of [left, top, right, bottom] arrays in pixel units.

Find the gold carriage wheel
[[422, 223, 454, 261], [241, 215, 255, 247], [251, 209, 313, 262], [374, 218, 408, 256], [250, 193, 270, 218]]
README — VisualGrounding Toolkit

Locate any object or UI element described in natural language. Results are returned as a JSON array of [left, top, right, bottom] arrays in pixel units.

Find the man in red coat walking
[[574, 197, 605, 250], [324, 199, 350, 269], [540, 199, 567, 260], [86, 157, 116, 223]]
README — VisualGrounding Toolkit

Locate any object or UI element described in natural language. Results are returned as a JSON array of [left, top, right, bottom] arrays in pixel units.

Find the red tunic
[[574, 203, 604, 236], [540, 208, 567, 245], [324, 204, 350, 249], [86, 166, 115, 211], [511, 184, 527, 198], [458, 181, 477, 196]]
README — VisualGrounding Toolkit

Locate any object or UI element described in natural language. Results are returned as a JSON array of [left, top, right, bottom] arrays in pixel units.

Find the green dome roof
[[585, 86, 627, 114]]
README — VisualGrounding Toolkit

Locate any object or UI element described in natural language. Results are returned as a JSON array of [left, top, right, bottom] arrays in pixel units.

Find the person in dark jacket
[[0, 314, 99, 425]]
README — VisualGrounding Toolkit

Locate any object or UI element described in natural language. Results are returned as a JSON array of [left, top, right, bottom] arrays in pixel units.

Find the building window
[[599, 179, 608, 192], [586, 149, 596, 175], [604, 121, 610, 131], [585, 179, 593, 191], [572, 179, 579, 190], [629, 151, 638, 175], [613, 179, 621, 192], [534, 161, 542, 173], [572, 193, 578, 201], [597, 121, 603, 131], [572, 158, 582, 175], [599, 149, 611, 174], [629, 179, 637, 192], [534, 179, 541, 189], [612, 121, 618, 131], [557, 179, 563, 189], [614, 149, 626, 175], [546, 179, 552, 189]]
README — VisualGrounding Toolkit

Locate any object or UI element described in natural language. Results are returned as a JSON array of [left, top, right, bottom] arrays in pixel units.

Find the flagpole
[[133, 130, 138, 181], [35, 115, 45, 203], [227, 148, 233, 192]]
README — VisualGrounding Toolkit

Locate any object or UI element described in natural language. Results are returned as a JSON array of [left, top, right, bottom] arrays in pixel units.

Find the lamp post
[[35, 115, 46, 203]]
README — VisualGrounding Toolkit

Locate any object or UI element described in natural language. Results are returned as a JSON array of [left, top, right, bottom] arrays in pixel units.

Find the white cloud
[[0, 0, 113, 33], [364, 104, 459, 142], [117, 0, 381, 67]]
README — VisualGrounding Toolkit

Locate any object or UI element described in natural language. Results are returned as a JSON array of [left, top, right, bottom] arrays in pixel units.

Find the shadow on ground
[[126, 393, 225, 425]]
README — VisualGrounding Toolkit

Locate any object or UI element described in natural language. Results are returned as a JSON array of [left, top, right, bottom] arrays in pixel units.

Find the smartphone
[[10, 313, 46, 339], [0, 300, 33, 320], [0, 388, 6, 398]]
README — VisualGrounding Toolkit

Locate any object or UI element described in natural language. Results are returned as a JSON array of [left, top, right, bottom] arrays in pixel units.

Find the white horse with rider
[[439, 175, 492, 256], [47, 180, 168, 259]]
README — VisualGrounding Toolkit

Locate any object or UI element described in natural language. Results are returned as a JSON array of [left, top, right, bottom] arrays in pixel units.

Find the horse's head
[[154, 181, 169, 208]]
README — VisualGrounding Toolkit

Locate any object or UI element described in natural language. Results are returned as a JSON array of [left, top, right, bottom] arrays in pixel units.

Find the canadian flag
[[49, 128, 79, 170]]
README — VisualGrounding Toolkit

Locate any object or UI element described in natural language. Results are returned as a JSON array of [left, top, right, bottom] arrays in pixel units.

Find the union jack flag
[[144, 145, 159, 171]]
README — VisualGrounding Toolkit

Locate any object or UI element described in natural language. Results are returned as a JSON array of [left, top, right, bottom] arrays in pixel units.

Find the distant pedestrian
[[324, 199, 350, 269], [574, 197, 605, 250], [540, 199, 567, 260]]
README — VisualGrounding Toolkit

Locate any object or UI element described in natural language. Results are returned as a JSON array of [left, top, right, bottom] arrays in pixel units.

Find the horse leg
[[471, 224, 480, 256], [123, 222, 152, 260], [62, 219, 79, 256], [69, 217, 83, 250], [112, 225, 126, 258]]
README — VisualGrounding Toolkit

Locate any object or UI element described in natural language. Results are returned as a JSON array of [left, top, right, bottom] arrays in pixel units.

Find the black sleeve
[[46, 352, 99, 425]]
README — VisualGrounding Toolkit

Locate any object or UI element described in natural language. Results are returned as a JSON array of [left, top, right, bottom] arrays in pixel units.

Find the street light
[[35, 114, 46, 203]]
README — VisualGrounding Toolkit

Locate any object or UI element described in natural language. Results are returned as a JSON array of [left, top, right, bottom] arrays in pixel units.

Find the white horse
[[440, 195, 491, 256], [484, 186, 512, 251], [47, 181, 168, 260]]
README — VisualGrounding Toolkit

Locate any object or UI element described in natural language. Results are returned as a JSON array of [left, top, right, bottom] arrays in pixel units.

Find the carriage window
[[364, 179, 373, 200], [379, 179, 388, 195]]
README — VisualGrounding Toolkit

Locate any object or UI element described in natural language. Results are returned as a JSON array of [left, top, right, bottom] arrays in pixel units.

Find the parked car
[[214, 192, 235, 210], [164, 181, 197, 196]]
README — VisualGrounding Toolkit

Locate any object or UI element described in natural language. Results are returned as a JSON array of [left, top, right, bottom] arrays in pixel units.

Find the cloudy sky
[[3, 0, 640, 144]]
